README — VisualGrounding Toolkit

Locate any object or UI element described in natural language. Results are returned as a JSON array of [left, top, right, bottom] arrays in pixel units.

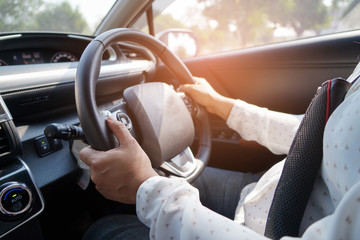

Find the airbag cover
[[124, 82, 194, 168]]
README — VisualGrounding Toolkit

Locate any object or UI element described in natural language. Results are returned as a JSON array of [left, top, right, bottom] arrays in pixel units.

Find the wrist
[[211, 95, 235, 120]]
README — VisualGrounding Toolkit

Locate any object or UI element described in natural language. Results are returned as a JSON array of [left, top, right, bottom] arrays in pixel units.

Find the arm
[[180, 77, 302, 155], [137, 176, 269, 240], [227, 100, 303, 154]]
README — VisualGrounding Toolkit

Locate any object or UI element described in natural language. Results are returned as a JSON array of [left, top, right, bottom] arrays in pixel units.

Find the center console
[[0, 95, 44, 238]]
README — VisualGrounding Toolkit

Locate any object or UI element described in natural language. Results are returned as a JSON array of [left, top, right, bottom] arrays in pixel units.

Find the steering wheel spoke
[[100, 100, 138, 139], [160, 147, 197, 178], [177, 92, 199, 118]]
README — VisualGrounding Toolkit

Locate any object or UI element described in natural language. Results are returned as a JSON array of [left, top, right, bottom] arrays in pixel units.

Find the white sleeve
[[137, 176, 360, 240], [136, 176, 269, 240], [227, 99, 303, 155]]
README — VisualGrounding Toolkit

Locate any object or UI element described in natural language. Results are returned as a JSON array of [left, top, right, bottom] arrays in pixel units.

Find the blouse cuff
[[136, 176, 194, 227]]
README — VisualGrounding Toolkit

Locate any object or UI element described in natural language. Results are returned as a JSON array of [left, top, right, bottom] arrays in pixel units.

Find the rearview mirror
[[156, 29, 200, 59]]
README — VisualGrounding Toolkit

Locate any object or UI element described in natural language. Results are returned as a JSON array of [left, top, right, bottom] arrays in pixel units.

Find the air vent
[[121, 48, 144, 60], [117, 42, 155, 61], [0, 124, 10, 155]]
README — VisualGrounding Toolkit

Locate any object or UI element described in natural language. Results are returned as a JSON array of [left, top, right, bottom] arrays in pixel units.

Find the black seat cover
[[265, 78, 350, 239]]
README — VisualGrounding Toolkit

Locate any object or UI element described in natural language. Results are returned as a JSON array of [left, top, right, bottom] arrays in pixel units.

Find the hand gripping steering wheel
[[75, 28, 211, 182]]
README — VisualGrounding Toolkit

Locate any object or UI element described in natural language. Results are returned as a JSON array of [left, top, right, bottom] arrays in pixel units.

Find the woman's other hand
[[179, 77, 235, 120]]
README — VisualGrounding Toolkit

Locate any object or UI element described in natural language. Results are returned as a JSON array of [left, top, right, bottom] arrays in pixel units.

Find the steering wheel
[[75, 28, 211, 182]]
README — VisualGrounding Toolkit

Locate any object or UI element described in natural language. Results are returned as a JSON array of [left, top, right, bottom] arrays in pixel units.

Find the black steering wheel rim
[[75, 28, 211, 182]]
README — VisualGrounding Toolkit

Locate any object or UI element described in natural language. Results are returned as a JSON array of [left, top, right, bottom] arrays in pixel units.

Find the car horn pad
[[124, 82, 195, 168]]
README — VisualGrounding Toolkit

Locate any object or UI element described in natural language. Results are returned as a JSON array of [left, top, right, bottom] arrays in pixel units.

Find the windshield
[[0, 0, 117, 35], [132, 0, 360, 57]]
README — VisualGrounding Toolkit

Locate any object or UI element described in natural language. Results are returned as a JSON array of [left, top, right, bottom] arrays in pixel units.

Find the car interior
[[0, 0, 359, 239]]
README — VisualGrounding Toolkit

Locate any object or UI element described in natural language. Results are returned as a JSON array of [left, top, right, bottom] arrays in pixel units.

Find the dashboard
[[0, 33, 114, 66], [0, 32, 155, 239]]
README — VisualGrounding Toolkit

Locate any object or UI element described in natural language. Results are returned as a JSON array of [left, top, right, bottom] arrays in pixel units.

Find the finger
[[106, 116, 134, 146], [178, 84, 189, 92], [193, 77, 206, 84], [193, 77, 200, 83], [79, 146, 100, 166], [178, 83, 198, 93]]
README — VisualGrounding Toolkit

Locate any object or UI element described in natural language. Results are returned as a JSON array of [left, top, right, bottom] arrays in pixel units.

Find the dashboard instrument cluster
[[0, 33, 104, 67], [0, 49, 78, 66]]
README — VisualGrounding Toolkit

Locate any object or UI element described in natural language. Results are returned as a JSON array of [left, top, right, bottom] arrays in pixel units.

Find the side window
[[134, 0, 360, 58]]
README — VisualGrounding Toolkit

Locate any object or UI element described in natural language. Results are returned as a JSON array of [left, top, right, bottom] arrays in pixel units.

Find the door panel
[[154, 31, 360, 173]]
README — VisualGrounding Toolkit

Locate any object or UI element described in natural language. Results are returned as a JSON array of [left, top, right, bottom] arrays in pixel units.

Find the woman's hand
[[79, 116, 158, 204], [179, 77, 236, 120]]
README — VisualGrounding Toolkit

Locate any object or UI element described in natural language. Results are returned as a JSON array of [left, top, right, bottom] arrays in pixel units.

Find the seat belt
[[264, 78, 351, 239]]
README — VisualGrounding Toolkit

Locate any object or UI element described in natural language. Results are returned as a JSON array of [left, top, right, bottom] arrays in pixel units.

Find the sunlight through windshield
[[153, 0, 360, 55]]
